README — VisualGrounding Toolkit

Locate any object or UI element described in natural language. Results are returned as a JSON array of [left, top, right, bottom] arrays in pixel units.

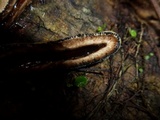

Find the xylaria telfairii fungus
[[0, 31, 121, 73]]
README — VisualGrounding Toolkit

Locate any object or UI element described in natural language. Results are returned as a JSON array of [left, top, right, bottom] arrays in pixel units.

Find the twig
[[135, 24, 144, 89], [150, 0, 160, 20]]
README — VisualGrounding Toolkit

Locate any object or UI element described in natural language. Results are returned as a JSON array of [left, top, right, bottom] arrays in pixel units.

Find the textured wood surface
[[0, 0, 160, 120]]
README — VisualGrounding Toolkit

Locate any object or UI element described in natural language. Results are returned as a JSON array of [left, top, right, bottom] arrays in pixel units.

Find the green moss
[[97, 23, 107, 32], [74, 76, 88, 87]]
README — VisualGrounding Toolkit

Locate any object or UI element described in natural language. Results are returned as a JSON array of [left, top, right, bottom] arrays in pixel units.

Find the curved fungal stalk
[[47, 31, 121, 69], [0, 31, 121, 73]]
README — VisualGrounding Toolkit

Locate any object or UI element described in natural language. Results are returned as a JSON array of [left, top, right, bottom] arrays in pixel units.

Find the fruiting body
[[0, 31, 121, 73]]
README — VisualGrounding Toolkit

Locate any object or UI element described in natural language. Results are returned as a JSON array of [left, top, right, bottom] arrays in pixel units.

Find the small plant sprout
[[149, 52, 154, 56], [97, 23, 107, 32], [144, 55, 150, 60], [74, 76, 88, 87], [144, 52, 154, 60], [138, 67, 143, 73], [129, 28, 137, 38]]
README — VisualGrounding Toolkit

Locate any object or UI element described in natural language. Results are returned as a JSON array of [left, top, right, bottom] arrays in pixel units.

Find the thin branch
[[150, 0, 160, 20]]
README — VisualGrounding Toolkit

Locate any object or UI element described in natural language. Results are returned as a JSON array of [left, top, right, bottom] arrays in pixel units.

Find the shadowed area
[[0, 0, 160, 120]]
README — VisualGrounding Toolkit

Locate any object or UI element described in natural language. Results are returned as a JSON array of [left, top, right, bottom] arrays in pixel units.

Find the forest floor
[[0, 0, 160, 120]]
